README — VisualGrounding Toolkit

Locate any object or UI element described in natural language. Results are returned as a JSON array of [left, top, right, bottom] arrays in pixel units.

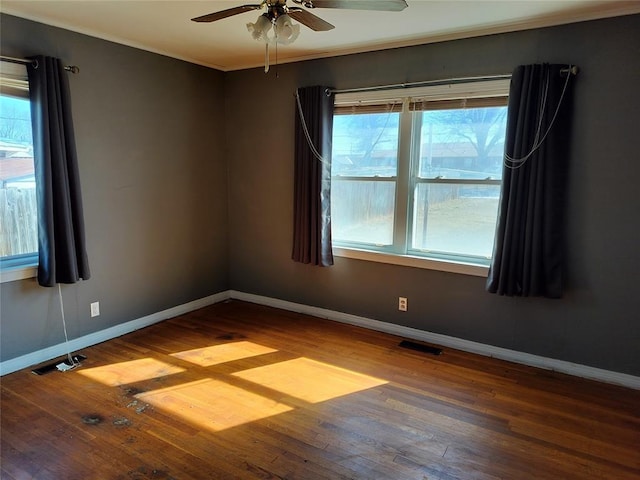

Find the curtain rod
[[327, 74, 511, 96], [0, 55, 80, 74], [326, 66, 579, 96]]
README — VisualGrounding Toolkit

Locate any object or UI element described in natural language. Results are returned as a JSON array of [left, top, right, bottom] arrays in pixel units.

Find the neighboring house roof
[[0, 140, 32, 154], [0, 140, 34, 183], [0, 157, 34, 183]]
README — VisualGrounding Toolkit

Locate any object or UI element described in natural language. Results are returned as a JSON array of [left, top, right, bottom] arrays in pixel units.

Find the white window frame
[[331, 79, 510, 277], [0, 61, 37, 283]]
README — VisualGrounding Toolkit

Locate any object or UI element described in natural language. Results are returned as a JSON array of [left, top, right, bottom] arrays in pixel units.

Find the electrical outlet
[[398, 297, 408, 312], [90, 302, 100, 317]]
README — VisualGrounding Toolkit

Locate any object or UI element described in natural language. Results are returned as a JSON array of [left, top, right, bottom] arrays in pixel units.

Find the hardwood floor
[[2, 300, 639, 479]]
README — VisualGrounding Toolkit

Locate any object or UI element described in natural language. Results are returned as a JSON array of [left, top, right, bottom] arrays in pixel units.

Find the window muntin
[[331, 80, 509, 269], [1, 63, 37, 275]]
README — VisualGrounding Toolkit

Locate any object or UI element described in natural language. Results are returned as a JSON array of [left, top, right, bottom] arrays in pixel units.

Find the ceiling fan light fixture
[[246, 13, 272, 41], [193, 0, 409, 73], [274, 14, 300, 45]]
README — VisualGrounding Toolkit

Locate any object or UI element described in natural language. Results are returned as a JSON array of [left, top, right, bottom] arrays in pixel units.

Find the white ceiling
[[2, 1, 639, 71]]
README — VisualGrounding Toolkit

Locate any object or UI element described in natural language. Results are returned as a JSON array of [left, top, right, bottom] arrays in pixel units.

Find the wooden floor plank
[[2, 300, 639, 479]]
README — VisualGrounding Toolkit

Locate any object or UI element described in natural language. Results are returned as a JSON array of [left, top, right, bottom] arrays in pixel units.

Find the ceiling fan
[[192, 1, 409, 33], [192, 1, 409, 71]]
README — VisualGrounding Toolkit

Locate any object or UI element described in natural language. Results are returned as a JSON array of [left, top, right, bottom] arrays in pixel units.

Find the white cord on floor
[[57, 283, 79, 370]]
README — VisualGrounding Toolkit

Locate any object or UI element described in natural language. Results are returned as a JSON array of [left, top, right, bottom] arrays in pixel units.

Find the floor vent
[[398, 340, 443, 356], [32, 354, 87, 375]]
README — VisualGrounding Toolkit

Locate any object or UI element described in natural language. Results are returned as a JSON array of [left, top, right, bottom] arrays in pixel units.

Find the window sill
[[0, 265, 37, 283], [333, 247, 489, 277]]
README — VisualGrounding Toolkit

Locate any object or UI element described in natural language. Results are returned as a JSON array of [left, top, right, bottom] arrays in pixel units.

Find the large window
[[0, 62, 37, 279], [331, 80, 509, 274]]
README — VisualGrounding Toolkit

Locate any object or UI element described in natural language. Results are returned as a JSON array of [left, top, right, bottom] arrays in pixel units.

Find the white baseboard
[[229, 290, 640, 390], [0, 291, 231, 376], [3, 288, 638, 390]]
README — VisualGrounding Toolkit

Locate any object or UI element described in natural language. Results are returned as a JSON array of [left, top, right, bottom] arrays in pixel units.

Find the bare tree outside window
[[414, 106, 507, 257], [331, 85, 509, 265]]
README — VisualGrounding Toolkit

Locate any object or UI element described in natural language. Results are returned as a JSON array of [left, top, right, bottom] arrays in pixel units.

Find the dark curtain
[[292, 85, 334, 266], [27, 55, 90, 287], [487, 64, 575, 298]]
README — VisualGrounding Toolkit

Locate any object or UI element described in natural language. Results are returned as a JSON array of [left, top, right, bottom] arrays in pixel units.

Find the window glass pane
[[332, 112, 399, 177], [418, 107, 507, 180], [412, 184, 500, 258], [331, 180, 395, 245], [331, 81, 509, 269], [0, 94, 37, 259]]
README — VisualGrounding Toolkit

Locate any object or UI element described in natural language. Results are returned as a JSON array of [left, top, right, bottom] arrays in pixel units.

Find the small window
[[331, 80, 509, 273], [0, 62, 37, 276]]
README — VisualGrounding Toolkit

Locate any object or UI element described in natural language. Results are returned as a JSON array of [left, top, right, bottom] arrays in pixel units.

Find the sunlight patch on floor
[[232, 357, 388, 403], [170, 341, 277, 367], [78, 358, 185, 386], [135, 378, 293, 432], [77, 345, 388, 432]]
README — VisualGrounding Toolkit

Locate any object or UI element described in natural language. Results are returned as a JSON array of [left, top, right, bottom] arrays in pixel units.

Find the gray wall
[[0, 15, 229, 361], [2, 13, 639, 377], [225, 15, 640, 376]]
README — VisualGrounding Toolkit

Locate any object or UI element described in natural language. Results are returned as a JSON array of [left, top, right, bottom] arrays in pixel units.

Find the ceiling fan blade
[[306, 0, 408, 11], [191, 4, 263, 23], [288, 8, 335, 31]]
